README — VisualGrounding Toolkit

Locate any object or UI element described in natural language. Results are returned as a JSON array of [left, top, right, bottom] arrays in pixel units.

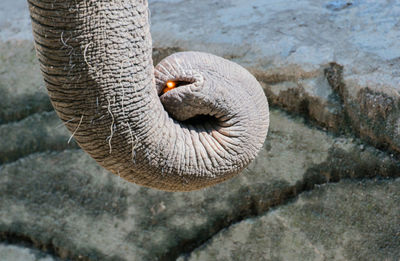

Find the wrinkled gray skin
[[28, 0, 269, 191]]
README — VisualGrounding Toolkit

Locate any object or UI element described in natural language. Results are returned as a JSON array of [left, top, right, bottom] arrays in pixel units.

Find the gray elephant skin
[[27, 0, 269, 191]]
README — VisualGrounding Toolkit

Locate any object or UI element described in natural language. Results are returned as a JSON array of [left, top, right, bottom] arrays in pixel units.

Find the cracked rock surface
[[1, 0, 400, 260], [178, 179, 400, 261], [1, 110, 399, 260], [0, 243, 58, 261]]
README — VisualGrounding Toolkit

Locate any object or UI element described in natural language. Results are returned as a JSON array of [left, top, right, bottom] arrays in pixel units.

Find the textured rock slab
[[179, 179, 400, 261], [0, 0, 32, 41], [0, 243, 58, 261], [0, 111, 78, 164], [0, 41, 51, 124], [0, 110, 398, 260]]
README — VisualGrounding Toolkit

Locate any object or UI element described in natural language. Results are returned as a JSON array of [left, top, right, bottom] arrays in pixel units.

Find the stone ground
[[0, 0, 399, 260], [0, 244, 58, 261]]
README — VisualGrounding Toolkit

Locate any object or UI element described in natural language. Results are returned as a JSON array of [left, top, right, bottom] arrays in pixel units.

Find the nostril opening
[[181, 114, 219, 127], [160, 80, 194, 95], [171, 81, 193, 88]]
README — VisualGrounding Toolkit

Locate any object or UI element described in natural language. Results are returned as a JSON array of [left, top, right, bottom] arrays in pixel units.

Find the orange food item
[[163, 81, 176, 94]]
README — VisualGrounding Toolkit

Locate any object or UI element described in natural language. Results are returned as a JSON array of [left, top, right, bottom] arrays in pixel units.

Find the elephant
[[27, 0, 269, 191]]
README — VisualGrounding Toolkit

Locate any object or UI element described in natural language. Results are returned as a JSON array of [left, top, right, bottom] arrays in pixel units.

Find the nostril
[[161, 80, 193, 95], [181, 114, 220, 128]]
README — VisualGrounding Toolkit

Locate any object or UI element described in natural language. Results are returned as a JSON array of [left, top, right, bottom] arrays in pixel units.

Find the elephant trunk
[[28, 0, 269, 191]]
